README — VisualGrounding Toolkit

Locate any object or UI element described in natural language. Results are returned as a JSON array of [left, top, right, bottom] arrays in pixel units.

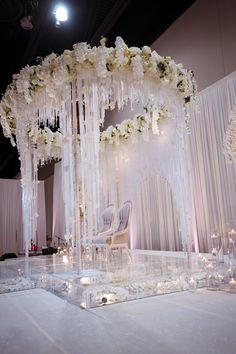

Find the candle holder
[[228, 276, 236, 292], [228, 229, 236, 263], [210, 233, 223, 263], [219, 260, 236, 293], [206, 261, 220, 291], [222, 272, 236, 293], [206, 233, 225, 291]]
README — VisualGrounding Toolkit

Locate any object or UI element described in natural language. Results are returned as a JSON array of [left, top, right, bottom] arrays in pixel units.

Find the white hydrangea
[[95, 46, 108, 78], [73, 42, 90, 63], [224, 116, 236, 162], [114, 36, 129, 67]]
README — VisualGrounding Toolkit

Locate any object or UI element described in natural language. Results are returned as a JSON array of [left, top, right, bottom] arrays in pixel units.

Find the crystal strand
[[60, 91, 76, 248], [77, 77, 87, 243], [83, 75, 93, 244], [71, 79, 81, 263]]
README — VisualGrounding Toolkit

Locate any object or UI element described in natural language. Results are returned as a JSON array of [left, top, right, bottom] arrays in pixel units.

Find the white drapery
[[0, 179, 46, 254], [52, 162, 65, 243], [99, 114, 188, 251], [136, 175, 180, 250], [98, 70, 236, 252], [0, 180, 22, 254], [187, 70, 236, 252]]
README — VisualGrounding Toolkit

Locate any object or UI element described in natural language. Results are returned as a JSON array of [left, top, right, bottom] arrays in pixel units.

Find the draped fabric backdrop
[[187, 70, 236, 252], [99, 115, 188, 251], [52, 162, 65, 244], [0, 179, 46, 254], [136, 175, 180, 250], [44, 175, 54, 242], [0, 180, 22, 254]]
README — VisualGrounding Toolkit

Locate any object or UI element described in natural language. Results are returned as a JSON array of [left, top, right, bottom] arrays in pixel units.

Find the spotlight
[[54, 4, 68, 23]]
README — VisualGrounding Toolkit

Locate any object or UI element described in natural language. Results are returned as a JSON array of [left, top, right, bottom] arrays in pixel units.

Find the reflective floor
[[0, 250, 235, 308]]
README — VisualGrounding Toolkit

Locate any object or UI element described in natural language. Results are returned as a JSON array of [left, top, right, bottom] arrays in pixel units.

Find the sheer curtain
[[0, 179, 22, 254], [0, 179, 46, 254], [100, 117, 186, 251], [134, 174, 181, 250], [44, 175, 54, 241], [52, 162, 65, 243], [187, 70, 236, 252]]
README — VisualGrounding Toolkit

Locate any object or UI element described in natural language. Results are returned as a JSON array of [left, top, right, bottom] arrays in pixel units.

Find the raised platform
[[0, 250, 234, 308]]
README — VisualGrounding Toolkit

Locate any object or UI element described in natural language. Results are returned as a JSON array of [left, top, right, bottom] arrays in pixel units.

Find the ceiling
[[0, 0, 195, 178]]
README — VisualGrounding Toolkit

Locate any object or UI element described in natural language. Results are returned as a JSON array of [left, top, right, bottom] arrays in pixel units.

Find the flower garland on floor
[[27, 107, 169, 163], [224, 109, 236, 162], [0, 37, 197, 146]]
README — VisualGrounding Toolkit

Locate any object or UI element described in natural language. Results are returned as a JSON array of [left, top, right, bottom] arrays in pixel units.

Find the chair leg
[[127, 248, 132, 264]]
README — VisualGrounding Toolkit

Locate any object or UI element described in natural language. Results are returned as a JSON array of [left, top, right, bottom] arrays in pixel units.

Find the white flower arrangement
[[0, 37, 197, 145], [224, 109, 236, 162], [100, 107, 170, 145], [24, 107, 169, 163], [27, 124, 63, 163]]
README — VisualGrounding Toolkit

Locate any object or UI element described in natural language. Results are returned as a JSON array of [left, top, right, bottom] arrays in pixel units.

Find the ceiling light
[[54, 5, 68, 22]]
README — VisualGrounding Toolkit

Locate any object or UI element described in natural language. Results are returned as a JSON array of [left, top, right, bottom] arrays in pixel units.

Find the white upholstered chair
[[81, 204, 115, 248], [94, 201, 132, 253], [97, 204, 116, 236]]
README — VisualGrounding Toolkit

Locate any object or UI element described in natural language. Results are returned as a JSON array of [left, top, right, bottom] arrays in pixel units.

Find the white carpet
[[0, 288, 236, 354]]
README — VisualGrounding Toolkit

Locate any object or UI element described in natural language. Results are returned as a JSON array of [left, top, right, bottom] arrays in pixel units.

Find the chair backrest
[[116, 201, 132, 232], [99, 204, 115, 233]]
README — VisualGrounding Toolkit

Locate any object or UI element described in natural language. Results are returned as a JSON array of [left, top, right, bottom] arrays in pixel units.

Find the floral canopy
[[0, 37, 196, 147], [0, 37, 197, 258]]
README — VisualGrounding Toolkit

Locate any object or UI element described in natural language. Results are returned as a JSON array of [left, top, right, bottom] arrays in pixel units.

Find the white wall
[[152, 0, 236, 91], [104, 102, 143, 128]]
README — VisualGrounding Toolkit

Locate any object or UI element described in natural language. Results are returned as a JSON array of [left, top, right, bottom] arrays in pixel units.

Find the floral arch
[[0, 37, 196, 261]]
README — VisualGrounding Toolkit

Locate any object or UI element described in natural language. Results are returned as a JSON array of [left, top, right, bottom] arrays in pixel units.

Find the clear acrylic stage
[[0, 250, 235, 308]]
